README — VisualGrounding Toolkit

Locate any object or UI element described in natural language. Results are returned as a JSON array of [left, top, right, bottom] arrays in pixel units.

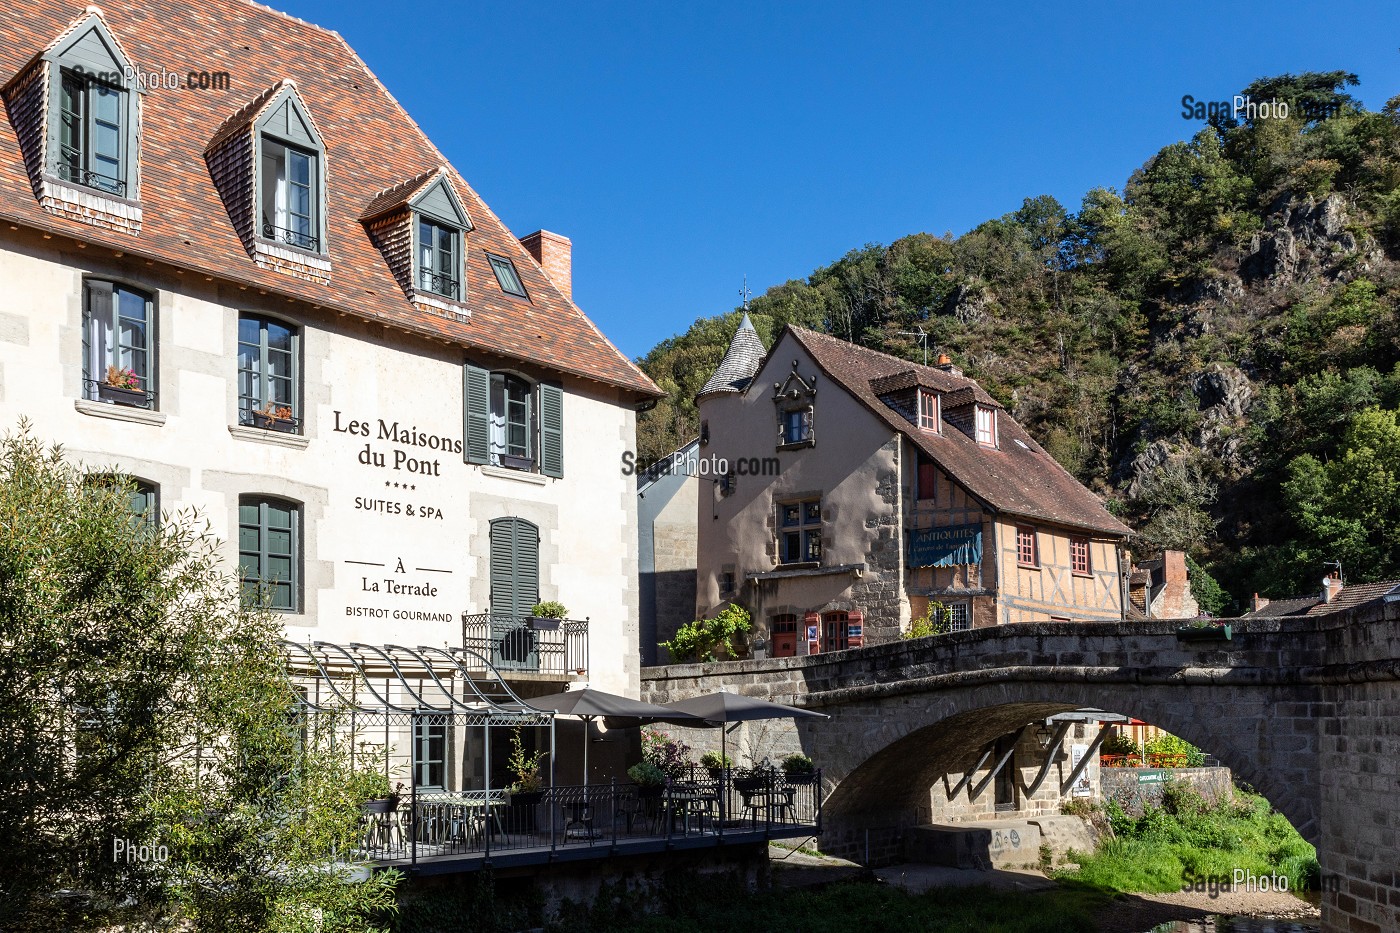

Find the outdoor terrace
[[359, 773, 824, 874]]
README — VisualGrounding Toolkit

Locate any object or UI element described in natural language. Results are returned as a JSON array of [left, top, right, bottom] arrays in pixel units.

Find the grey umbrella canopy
[[665, 691, 829, 785], [664, 690, 829, 725], [526, 687, 704, 795]]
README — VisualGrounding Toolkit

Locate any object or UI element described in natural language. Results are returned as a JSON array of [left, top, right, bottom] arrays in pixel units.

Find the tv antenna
[[893, 328, 931, 366]]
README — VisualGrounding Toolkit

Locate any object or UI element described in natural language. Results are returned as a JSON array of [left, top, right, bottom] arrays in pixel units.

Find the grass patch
[[1056, 781, 1319, 895]]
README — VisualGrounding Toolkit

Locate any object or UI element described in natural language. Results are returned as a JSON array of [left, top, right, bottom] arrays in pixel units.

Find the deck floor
[[370, 821, 821, 874]]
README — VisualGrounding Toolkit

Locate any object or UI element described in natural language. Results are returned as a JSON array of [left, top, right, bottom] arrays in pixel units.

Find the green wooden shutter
[[463, 362, 490, 464], [539, 381, 563, 478], [489, 517, 540, 619]]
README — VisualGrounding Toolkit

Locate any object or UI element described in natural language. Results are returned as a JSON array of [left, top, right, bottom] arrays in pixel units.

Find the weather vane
[[740, 276, 751, 312]]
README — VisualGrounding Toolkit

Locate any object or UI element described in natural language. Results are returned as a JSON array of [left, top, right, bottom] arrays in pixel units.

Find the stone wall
[[1100, 766, 1233, 814]]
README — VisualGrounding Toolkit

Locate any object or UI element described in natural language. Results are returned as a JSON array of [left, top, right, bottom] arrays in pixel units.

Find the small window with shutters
[[917, 454, 937, 502], [463, 363, 563, 477]]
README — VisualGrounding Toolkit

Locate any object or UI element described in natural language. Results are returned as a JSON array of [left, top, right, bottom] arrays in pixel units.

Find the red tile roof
[[0, 0, 660, 398], [788, 326, 1133, 537]]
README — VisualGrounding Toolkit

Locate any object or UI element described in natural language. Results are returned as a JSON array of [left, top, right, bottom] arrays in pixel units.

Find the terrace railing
[[356, 772, 823, 866], [460, 613, 588, 677]]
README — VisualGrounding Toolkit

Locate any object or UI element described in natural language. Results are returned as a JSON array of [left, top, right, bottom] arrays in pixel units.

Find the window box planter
[[363, 795, 400, 815], [1175, 623, 1232, 642], [251, 411, 299, 434], [98, 383, 147, 407], [782, 770, 818, 785], [499, 454, 535, 472], [527, 615, 562, 631], [635, 784, 666, 799]]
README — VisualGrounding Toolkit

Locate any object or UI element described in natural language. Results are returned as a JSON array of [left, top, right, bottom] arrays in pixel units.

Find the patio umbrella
[[664, 691, 829, 780], [526, 687, 703, 797]]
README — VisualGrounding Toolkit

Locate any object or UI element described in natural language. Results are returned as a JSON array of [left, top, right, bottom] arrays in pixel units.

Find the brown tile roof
[[1305, 580, 1400, 616], [359, 167, 445, 222], [0, 0, 660, 398], [1240, 596, 1319, 618], [788, 326, 1133, 537]]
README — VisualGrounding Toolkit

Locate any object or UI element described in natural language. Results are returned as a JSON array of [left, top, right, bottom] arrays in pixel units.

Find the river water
[[1150, 918, 1321, 932]]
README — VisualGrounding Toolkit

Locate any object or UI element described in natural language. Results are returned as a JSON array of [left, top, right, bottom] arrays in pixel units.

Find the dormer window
[[58, 71, 128, 195], [917, 390, 940, 432], [260, 138, 318, 251], [774, 361, 818, 450], [418, 218, 460, 300], [23, 11, 143, 219], [975, 406, 997, 447]]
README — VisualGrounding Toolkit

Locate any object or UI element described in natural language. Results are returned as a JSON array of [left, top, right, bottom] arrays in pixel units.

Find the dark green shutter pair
[[462, 362, 563, 478]]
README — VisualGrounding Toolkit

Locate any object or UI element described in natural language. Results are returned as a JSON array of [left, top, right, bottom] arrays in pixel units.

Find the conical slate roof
[[698, 313, 767, 398]]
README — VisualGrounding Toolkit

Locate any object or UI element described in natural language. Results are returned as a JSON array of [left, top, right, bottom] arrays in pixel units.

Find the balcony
[[461, 613, 588, 677]]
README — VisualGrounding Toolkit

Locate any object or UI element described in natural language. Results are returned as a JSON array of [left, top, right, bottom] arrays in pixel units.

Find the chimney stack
[[1251, 592, 1270, 613], [935, 353, 963, 377], [519, 230, 572, 302], [1322, 568, 1343, 604]]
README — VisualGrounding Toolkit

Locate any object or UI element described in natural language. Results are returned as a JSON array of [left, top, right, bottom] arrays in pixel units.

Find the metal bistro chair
[[360, 797, 403, 854], [564, 800, 598, 841]]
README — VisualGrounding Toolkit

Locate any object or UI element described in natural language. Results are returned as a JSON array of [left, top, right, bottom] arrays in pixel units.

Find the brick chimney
[[519, 229, 572, 302], [1251, 592, 1270, 613], [1322, 568, 1343, 604], [1159, 550, 1201, 619], [934, 353, 963, 377]]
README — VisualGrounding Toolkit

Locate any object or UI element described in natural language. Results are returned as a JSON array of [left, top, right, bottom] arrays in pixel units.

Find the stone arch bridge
[[642, 601, 1400, 933]]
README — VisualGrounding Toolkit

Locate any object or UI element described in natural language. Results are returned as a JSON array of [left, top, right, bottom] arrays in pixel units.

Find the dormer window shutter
[[539, 381, 564, 478], [463, 362, 490, 464]]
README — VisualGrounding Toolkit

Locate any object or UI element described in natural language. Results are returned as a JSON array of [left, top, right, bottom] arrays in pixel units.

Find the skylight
[[488, 254, 527, 298]]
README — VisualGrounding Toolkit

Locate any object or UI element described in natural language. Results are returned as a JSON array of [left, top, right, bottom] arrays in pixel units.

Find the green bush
[[1145, 733, 1206, 767], [780, 753, 814, 774], [661, 604, 751, 662], [530, 600, 568, 619], [903, 601, 951, 639], [699, 751, 732, 771]]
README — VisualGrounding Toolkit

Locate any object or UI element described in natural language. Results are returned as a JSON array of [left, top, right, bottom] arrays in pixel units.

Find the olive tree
[[0, 424, 397, 931]]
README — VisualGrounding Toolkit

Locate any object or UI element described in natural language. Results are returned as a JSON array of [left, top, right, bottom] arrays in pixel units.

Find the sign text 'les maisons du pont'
[[336, 411, 454, 520]]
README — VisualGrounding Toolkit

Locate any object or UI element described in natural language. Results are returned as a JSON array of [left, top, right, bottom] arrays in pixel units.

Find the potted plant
[[1175, 618, 1232, 642], [700, 751, 732, 779], [780, 753, 817, 784], [732, 765, 768, 793], [98, 365, 145, 406], [627, 761, 666, 798], [251, 403, 297, 433], [505, 728, 545, 832], [528, 600, 568, 631]]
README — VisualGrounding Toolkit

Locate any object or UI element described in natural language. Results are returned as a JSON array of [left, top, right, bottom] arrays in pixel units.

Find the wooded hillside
[[636, 73, 1400, 608]]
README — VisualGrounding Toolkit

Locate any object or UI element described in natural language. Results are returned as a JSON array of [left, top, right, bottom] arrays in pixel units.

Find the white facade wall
[[0, 242, 640, 696]]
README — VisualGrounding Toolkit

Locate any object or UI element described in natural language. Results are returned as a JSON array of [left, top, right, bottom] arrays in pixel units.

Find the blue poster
[[907, 523, 983, 568]]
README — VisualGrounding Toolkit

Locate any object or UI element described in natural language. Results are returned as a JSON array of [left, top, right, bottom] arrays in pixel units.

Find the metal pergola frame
[[279, 640, 556, 838]]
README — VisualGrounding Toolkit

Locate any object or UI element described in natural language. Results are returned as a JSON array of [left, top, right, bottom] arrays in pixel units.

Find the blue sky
[[279, 0, 1400, 360]]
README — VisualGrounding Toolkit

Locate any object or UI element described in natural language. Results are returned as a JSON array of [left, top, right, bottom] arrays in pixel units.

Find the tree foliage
[[0, 423, 397, 932]]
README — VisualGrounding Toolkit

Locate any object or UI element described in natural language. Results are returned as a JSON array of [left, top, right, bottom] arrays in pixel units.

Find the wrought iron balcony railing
[[418, 269, 460, 300], [55, 162, 127, 196], [460, 613, 588, 676], [261, 222, 319, 252]]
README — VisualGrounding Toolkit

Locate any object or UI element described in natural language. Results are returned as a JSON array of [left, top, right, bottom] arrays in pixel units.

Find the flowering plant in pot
[[252, 403, 296, 433], [99, 365, 145, 405]]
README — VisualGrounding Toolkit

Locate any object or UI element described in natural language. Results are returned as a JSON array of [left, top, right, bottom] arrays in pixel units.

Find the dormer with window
[[870, 370, 941, 435], [362, 167, 473, 320], [942, 387, 1002, 448], [773, 361, 817, 450], [3, 10, 142, 233], [206, 81, 330, 284]]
